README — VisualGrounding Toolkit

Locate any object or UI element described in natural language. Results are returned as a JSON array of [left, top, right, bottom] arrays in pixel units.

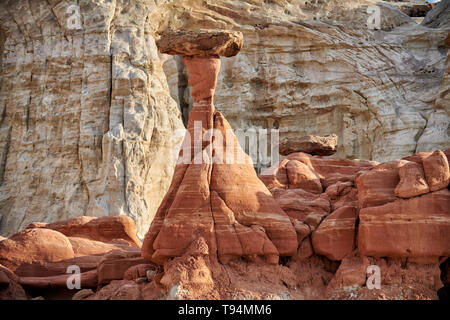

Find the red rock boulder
[[260, 153, 373, 190], [358, 189, 450, 260], [28, 215, 141, 248], [286, 160, 322, 193], [423, 150, 450, 191], [355, 160, 408, 208], [0, 215, 144, 291], [0, 228, 76, 277], [97, 250, 146, 285], [325, 181, 359, 211], [311, 206, 357, 261], [271, 188, 331, 222], [394, 161, 429, 198]]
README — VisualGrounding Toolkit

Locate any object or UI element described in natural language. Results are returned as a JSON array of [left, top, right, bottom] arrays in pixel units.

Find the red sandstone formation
[[0, 264, 27, 300], [423, 150, 450, 191], [260, 148, 450, 284], [1, 28, 449, 301], [311, 206, 357, 261], [355, 160, 407, 208], [358, 189, 450, 262], [142, 30, 297, 266], [1, 148, 448, 300], [27, 215, 142, 248], [0, 215, 148, 297], [286, 160, 323, 193], [395, 161, 430, 198], [156, 29, 243, 57]]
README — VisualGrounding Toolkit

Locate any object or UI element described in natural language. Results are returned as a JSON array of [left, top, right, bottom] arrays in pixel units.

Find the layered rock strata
[[142, 30, 298, 265], [159, 0, 450, 165], [0, 215, 147, 293], [0, 0, 185, 238]]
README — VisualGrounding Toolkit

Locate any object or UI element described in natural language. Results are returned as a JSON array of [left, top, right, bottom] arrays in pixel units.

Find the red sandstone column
[[181, 55, 221, 162]]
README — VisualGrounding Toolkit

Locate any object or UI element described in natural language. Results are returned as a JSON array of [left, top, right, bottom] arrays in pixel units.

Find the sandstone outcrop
[[327, 252, 442, 300], [358, 189, 450, 261], [0, 0, 449, 301], [273, 187, 330, 217], [0, 215, 150, 291], [1, 149, 447, 300], [0, 0, 185, 238], [97, 250, 147, 285], [260, 147, 449, 295], [0, 264, 27, 300], [159, 0, 450, 167], [142, 29, 297, 266], [311, 206, 357, 261], [0, 228, 76, 276], [260, 152, 374, 190], [27, 215, 142, 248], [394, 161, 430, 198], [422, 0, 450, 29], [356, 148, 450, 262], [355, 160, 407, 208], [156, 30, 243, 57], [1, 0, 449, 240], [279, 134, 338, 157], [285, 160, 323, 193], [423, 150, 450, 191]]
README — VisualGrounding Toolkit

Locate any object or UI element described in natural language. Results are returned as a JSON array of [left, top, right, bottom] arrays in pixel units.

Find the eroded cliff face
[[0, 0, 448, 238], [159, 0, 450, 165], [0, 0, 184, 237]]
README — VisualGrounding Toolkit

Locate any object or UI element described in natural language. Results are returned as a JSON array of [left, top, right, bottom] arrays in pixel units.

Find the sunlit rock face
[[0, 0, 185, 237], [159, 0, 450, 168], [0, 0, 448, 238]]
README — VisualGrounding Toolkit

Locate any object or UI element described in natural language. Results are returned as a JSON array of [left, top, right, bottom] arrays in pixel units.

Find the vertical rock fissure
[[0, 127, 11, 186], [209, 114, 219, 260]]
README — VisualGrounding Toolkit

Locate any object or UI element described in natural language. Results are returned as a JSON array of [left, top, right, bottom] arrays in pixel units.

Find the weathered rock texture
[[0, 215, 152, 294], [156, 29, 243, 57], [260, 152, 373, 262], [422, 0, 450, 29], [357, 149, 450, 262], [261, 147, 449, 265], [279, 134, 338, 156], [1, 149, 449, 300], [1, 0, 449, 238], [0, 0, 185, 238], [311, 206, 357, 261], [159, 0, 450, 167], [142, 30, 298, 265], [253, 147, 449, 299]]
